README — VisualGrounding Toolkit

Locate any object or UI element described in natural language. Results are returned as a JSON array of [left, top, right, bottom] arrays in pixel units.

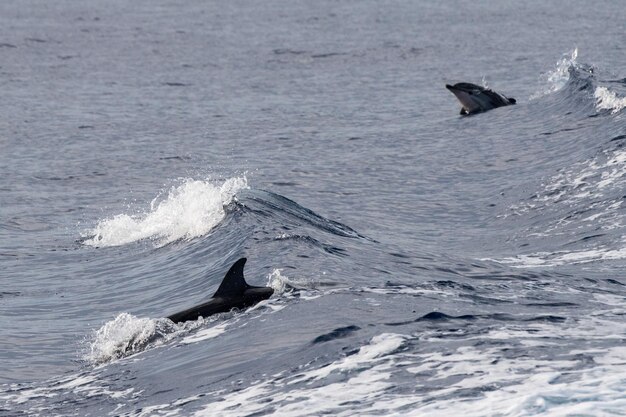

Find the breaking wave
[[595, 86, 626, 114], [531, 48, 579, 99], [82, 177, 248, 247], [85, 313, 179, 364]]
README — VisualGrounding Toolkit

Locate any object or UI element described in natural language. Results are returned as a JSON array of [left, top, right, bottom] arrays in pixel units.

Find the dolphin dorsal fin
[[212, 258, 249, 298]]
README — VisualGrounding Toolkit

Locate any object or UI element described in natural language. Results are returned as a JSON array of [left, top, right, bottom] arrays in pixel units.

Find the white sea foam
[[595, 86, 626, 114], [85, 313, 179, 364], [188, 333, 409, 417], [407, 313, 626, 415], [0, 371, 137, 408], [82, 177, 248, 247], [14, 313, 625, 416], [86, 310, 251, 362], [408, 327, 626, 416], [530, 48, 578, 99], [179, 321, 230, 345], [499, 146, 626, 256], [487, 245, 626, 268], [509, 148, 626, 216], [411, 357, 626, 416], [543, 148, 626, 202], [173, 313, 626, 416], [494, 147, 626, 266], [290, 333, 407, 383]]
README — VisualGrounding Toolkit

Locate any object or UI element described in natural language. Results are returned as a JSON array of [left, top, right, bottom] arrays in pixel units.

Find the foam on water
[[187, 333, 409, 417], [487, 246, 626, 268], [595, 86, 626, 114], [85, 313, 181, 364], [6, 285, 626, 416], [403, 313, 626, 416], [0, 370, 138, 411], [410, 322, 626, 416], [105, 310, 626, 416], [179, 321, 230, 345], [82, 177, 248, 247], [538, 148, 626, 206], [86, 310, 259, 363], [410, 351, 626, 416], [494, 146, 626, 267]]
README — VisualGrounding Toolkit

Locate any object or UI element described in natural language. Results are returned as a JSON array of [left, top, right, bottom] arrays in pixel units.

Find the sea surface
[[2, 1, 626, 415]]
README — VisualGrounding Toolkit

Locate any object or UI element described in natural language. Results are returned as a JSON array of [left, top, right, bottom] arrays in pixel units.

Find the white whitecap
[[186, 333, 408, 417], [486, 245, 626, 268], [594, 86, 626, 114], [530, 48, 578, 99], [82, 176, 248, 247], [179, 322, 230, 345], [85, 313, 178, 364]]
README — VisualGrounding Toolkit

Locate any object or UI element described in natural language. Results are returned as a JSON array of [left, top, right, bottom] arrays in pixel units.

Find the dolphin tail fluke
[[213, 258, 249, 298]]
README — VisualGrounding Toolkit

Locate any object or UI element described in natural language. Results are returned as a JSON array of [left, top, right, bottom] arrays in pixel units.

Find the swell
[[486, 50, 626, 269], [234, 189, 366, 240], [384, 311, 568, 327]]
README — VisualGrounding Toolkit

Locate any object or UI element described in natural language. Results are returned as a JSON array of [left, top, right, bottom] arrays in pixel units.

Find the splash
[[531, 48, 578, 99], [594, 86, 626, 114], [83, 177, 248, 247], [267, 268, 294, 294], [267, 268, 319, 299], [85, 313, 178, 364]]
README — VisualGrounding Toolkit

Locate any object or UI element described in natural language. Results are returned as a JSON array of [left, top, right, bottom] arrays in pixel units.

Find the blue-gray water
[[2, 1, 626, 415]]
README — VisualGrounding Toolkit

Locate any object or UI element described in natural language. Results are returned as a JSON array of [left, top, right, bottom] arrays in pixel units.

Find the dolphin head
[[446, 82, 515, 115], [446, 83, 486, 114]]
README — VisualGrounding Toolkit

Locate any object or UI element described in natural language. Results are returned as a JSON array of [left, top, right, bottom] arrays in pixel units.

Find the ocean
[[1, 0, 626, 415]]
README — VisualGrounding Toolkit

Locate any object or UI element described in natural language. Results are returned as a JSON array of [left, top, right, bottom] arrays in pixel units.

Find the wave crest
[[594, 86, 626, 114], [531, 48, 579, 99], [82, 177, 248, 247]]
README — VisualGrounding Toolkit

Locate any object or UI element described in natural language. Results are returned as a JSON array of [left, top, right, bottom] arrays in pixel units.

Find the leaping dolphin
[[167, 258, 274, 324], [446, 82, 516, 115]]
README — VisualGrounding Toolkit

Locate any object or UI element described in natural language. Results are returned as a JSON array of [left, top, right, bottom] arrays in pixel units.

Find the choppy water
[[2, 1, 626, 416]]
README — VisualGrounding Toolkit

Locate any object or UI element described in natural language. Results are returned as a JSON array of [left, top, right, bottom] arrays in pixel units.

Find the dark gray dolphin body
[[446, 82, 516, 115], [167, 258, 273, 324]]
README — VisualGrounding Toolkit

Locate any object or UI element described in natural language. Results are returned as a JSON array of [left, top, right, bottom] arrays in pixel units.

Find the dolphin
[[167, 258, 274, 324], [446, 82, 516, 115]]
